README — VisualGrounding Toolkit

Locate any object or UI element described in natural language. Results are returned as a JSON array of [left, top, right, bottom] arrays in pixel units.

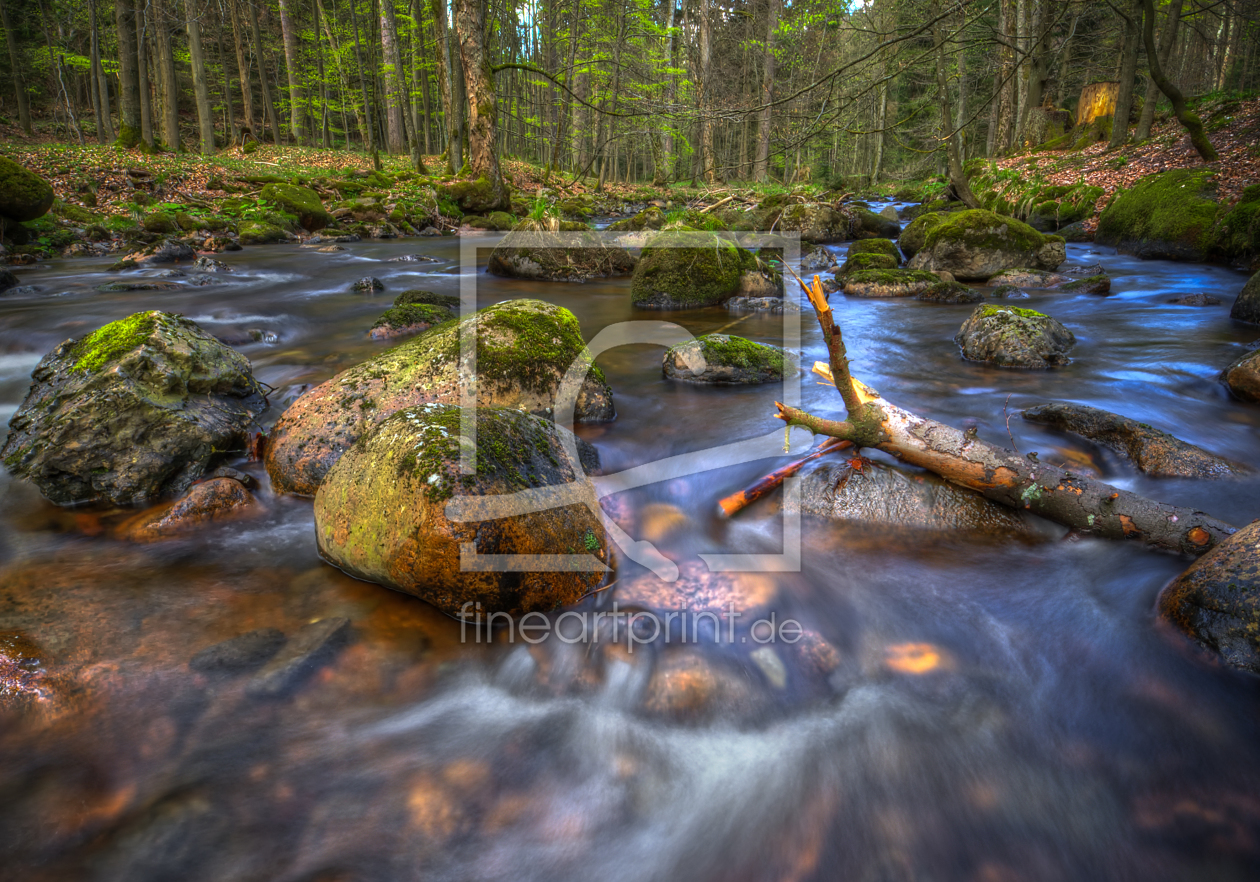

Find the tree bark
[[0, 0, 32, 135], [932, 6, 978, 207], [136, 0, 154, 146], [431, 0, 462, 171], [153, 0, 182, 150], [112, 0, 141, 145], [453, 0, 508, 208], [698, 0, 717, 183], [349, 0, 377, 153], [1135, 0, 1182, 141], [753, 0, 778, 182], [229, 0, 257, 138], [275, 0, 306, 142], [1108, 1, 1141, 150], [775, 274, 1236, 556], [215, 4, 239, 144], [89, 0, 115, 142], [248, 0, 281, 143], [379, 0, 405, 151], [1140, 0, 1216, 161], [185, 0, 217, 153]]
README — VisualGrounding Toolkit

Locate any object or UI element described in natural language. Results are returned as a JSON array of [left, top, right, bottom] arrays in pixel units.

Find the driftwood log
[[773, 273, 1236, 555]]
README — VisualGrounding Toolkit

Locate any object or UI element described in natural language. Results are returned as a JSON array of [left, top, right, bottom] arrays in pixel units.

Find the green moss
[[1214, 184, 1260, 261], [922, 209, 1047, 254], [51, 201, 99, 225], [0, 155, 54, 222], [142, 212, 179, 234], [838, 252, 898, 275], [394, 289, 460, 308], [259, 183, 330, 231], [697, 334, 785, 375], [631, 230, 757, 308], [1096, 169, 1221, 259], [372, 304, 455, 333], [848, 268, 943, 286], [66, 312, 159, 373], [239, 221, 289, 244], [980, 304, 1047, 320], [899, 212, 951, 256], [848, 238, 899, 260], [1060, 274, 1109, 292]]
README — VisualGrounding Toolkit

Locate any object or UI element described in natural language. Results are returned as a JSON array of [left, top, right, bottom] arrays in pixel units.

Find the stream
[[2, 220, 1260, 881]]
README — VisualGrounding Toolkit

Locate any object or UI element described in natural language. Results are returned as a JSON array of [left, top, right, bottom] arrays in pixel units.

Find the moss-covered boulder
[[771, 203, 852, 243], [1215, 184, 1260, 266], [843, 268, 979, 303], [368, 303, 455, 340], [239, 221, 292, 245], [1060, 274, 1112, 295], [898, 212, 950, 258], [907, 210, 1066, 281], [797, 460, 1030, 538], [142, 212, 179, 234], [852, 206, 900, 240], [265, 299, 615, 496], [630, 229, 759, 309], [607, 206, 667, 233], [837, 252, 898, 277], [0, 267, 18, 293], [848, 238, 900, 262], [662, 334, 792, 385], [260, 183, 331, 232], [0, 156, 54, 222], [487, 217, 635, 282], [1158, 520, 1260, 675], [1229, 270, 1260, 324], [800, 243, 837, 271], [1023, 403, 1250, 478], [314, 404, 606, 616], [441, 176, 508, 215], [1220, 348, 1260, 402], [394, 289, 459, 309], [1096, 169, 1221, 261], [987, 268, 1067, 288], [1, 312, 266, 505], [955, 304, 1075, 368]]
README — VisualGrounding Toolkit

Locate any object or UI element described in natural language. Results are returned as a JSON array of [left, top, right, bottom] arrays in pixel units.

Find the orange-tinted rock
[[117, 478, 258, 542], [615, 559, 777, 618]]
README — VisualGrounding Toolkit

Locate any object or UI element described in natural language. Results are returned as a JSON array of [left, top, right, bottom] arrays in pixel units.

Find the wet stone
[[1169, 293, 1222, 306], [189, 628, 286, 674], [350, 276, 384, 293], [246, 617, 352, 698]]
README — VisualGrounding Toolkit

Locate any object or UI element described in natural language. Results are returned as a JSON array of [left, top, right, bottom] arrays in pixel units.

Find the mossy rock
[[1096, 169, 1221, 261], [488, 216, 635, 282], [442, 176, 508, 215], [1158, 521, 1260, 675], [852, 206, 900, 240], [907, 209, 1066, 281], [0, 312, 266, 505], [314, 404, 606, 617], [842, 268, 978, 303], [837, 252, 898, 276], [142, 212, 180, 234], [260, 183, 331, 232], [1214, 184, 1260, 264], [771, 203, 852, 243], [1060, 274, 1112, 295], [899, 212, 950, 258], [238, 221, 291, 245], [51, 201, 100, 226], [630, 229, 758, 309], [368, 303, 456, 340], [395, 289, 460, 309], [607, 206, 667, 233], [264, 299, 615, 496], [0, 156, 54, 222], [847, 238, 900, 261], [954, 304, 1075, 368], [662, 334, 793, 385]]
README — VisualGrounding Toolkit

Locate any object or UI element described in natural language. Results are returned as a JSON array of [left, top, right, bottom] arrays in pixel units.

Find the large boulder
[[1220, 348, 1260, 402], [772, 203, 853, 243], [487, 217, 635, 282], [1, 312, 267, 505], [606, 206, 667, 233], [314, 405, 607, 616], [259, 183, 331, 231], [1158, 520, 1260, 675], [265, 299, 614, 496], [1229, 270, 1260, 324], [955, 304, 1075, 368], [0, 156, 54, 222], [851, 206, 901, 239], [441, 175, 509, 215], [800, 243, 837, 271], [843, 268, 979, 303], [662, 334, 792, 385], [836, 253, 898, 276], [847, 238, 900, 262], [898, 212, 950, 258], [1022, 403, 1251, 478], [368, 303, 455, 340], [796, 461, 1030, 537], [1095, 169, 1221, 261], [907, 209, 1066, 281], [630, 229, 759, 309]]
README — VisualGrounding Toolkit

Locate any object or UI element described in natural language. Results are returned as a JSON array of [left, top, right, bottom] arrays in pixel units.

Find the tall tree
[[0, 0, 32, 135], [932, 1, 978, 207], [186, 0, 218, 153], [753, 0, 778, 182], [453, 0, 508, 207], [229, 0, 257, 137], [277, 0, 307, 142], [1140, 0, 1216, 160], [153, 0, 182, 149], [1108, 0, 1141, 150], [1135, 0, 1182, 141], [114, 0, 144, 145], [89, 0, 115, 142], [248, 0, 283, 142], [136, 0, 154, 146], [697, 0, 717, 182]]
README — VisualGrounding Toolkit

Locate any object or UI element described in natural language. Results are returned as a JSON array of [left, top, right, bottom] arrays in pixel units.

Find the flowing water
[[2, 222, 1260, 882]]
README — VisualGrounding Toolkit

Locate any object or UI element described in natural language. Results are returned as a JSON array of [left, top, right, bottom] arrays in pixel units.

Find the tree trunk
[[319, 0, 361, 145], [1135, 0, 1182, 141], [248, 0, 281, 144], [453, 0, 507, 207], [229, 0, 257, 138], [153, 0, 181, 150], [275, 0, 305, 143], [379, 0, 405, 152], [1108, 1, 1141, 150], [698, 0, 717, 183], [431, 0, 461, 171], [113, 0, 141, 145], [932, 5, 978, 207], [776, 274, 1236, 557], [184, 0, 216, 153], [89, 0, 114, 141], [215, 5, 239, 144], [136, 0, 154, 146], [1140, 0, 1216, 161], [349, 0, 377, 153], [0, 0, 32, 135], [414, 0, 433, 154], [753, 0, 778, 182]]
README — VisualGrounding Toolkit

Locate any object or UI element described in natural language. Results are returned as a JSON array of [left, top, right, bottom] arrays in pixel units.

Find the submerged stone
[[189, 628, 286, 673], [314, 405, 606, 616], [1, 311, 266, 505], [487, 217, 635, 282], [1022, 403, 1251, 478], [662, 334, 792, 385], [118, 477, 260, 541]]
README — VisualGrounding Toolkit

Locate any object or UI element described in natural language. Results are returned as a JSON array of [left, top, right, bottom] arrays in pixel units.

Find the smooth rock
[[662, 334, 792, 385], [1229, 270, 1260, 324], [907, 210, 1066, 281], [246, 618, 352, 698], [1221, 348, 1260, 402], [117, 477, 259, 542], [955, 304, 1075, 369]]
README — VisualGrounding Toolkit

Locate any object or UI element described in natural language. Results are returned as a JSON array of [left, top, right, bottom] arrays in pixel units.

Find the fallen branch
[[718, 437, 852, 517], [776, 274, 1236, 555], [700, 194, 738, 214]]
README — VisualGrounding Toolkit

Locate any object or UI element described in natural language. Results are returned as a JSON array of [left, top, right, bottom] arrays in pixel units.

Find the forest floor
[[987, 94, 1260, 229]]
